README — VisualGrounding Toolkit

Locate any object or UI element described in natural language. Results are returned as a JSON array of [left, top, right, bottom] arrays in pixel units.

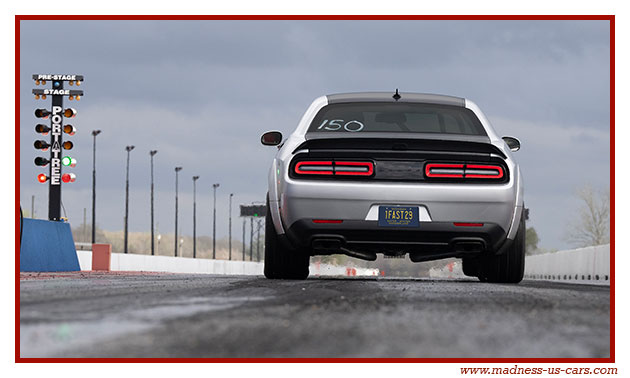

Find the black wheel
[[462, 257, 480, 277], [478, 215, 525, 284], [264, 195, 309, 280]]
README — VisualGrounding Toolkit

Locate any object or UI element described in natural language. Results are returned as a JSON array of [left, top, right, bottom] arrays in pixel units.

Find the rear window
[[308, 102, 487, 136]]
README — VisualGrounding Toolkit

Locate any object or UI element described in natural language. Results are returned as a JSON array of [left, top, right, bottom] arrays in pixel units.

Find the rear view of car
[[261, 91, 525, 283]]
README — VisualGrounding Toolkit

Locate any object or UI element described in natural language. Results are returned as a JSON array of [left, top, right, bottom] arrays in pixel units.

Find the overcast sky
[[19, 20, 610, 251]]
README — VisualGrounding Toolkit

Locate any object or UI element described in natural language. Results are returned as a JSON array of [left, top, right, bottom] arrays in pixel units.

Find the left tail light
[[294, 161, 374, 177]]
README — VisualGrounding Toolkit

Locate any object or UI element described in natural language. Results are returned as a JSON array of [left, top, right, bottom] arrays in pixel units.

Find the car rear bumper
[[278, 179, 517, 233], [283, 219, 508, 259]]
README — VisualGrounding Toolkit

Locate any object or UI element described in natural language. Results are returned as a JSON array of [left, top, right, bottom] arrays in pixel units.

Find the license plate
[[378, 206, 419, 227]]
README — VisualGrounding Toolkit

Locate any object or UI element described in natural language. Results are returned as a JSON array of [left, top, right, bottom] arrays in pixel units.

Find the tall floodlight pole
[[91, 130, 101, 243], [123, 145, 135, 254], [242, 218, 246, 260], [174, 167, 183, 257], [229, 193, 233, 260], [212, 183, 220, 259], [31, 195, 35, 219], [256, 219, 262, 262], [250, 217, 254, 261], [149, 150, 158, 255], [192, 176, 200, 258]]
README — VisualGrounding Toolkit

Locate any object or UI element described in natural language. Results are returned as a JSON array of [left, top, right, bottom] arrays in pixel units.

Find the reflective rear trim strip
[[453, 222, 484, 227]]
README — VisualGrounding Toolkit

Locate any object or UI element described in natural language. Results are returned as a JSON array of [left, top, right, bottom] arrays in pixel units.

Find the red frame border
[[15, 14, 615, 363]]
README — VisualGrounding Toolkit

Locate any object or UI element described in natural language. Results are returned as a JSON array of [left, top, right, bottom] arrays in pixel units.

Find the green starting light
[[61, 156, 77, 167], [254, 213, 258, 217]]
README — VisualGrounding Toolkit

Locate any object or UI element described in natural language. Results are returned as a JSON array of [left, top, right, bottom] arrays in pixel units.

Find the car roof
[[326, 91, 465, 107]]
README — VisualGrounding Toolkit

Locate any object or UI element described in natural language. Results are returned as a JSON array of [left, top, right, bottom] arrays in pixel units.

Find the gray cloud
[[19, 20, 610, 250]]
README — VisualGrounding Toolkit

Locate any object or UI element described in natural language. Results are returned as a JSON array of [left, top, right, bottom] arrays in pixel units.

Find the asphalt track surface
[[19, 272, 610, 358]]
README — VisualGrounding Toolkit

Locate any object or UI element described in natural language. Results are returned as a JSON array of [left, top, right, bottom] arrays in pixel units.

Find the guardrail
[[524, 244, 610, 284], [429, 244, 610, 285], [75, 245, 379, 277]]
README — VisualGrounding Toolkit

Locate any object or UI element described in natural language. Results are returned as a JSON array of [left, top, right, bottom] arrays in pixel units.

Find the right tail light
[[425, 162, 505, 180]]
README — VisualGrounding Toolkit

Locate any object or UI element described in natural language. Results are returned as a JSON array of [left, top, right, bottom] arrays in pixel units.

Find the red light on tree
[[61, 173, 76, 183], [37, 174, 48, 183]]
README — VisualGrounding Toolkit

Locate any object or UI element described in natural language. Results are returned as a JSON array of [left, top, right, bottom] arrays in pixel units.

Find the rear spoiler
[[296, 133, 506, 158]]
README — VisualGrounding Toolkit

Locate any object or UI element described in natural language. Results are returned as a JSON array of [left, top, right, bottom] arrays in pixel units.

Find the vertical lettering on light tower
[[47, 93, 64, 219], [33, 74, 84, 221]]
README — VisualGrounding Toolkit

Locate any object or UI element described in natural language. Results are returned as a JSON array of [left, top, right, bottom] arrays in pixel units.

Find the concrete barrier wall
[[77, 251, 264, 275], [429, 244, 610, 285], [77, 250, 379, 277], [524, 244, 610, 284]]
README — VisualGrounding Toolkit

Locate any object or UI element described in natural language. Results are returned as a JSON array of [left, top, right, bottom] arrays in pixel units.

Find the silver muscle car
[[261, 91, 525, 283]]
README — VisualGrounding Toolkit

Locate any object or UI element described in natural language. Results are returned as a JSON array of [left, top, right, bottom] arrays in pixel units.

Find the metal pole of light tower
[[242, 218, 246, 260], [174, 167, 183, 257], [250, 217, 254, 261], [212, 183, 220, 259], [229, 193, 233, 260], [256, 219, 262, 262], [31, 195, 35, 219], [192, 176, 200, 258], [123, 145, 135, 254], [91, 130, 101, 243], [149, 150, 158, 255]]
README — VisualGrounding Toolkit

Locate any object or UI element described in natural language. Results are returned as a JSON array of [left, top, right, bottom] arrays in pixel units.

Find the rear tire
[[264, 195, 309, 280], [462, 257, 480, 277], [478, 215, 525, 283]]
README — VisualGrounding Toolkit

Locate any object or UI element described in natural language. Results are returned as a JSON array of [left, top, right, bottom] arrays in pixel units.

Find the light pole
[[174, 167, 183, 257], [91, 130, 101, 244], [124, 145, 135, 254], [250, 217, 254, 261], [229, 193, 233, 260], [212, 183, 220, 259], [150, 150, 158, 255], [242, 218, 246, 260], [157, 234, 161, 255], [192, 176, 200, 258]]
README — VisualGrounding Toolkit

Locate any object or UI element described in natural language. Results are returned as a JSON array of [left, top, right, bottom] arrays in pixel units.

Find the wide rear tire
[[264, 196, 309, 280], [477, 215, 525, 284]]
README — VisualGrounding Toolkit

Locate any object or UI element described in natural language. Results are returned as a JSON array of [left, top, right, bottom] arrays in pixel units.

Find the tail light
[[425, 163, 464, 178], [464, 164, 503, 179], [295, 161, 333, 175], [334, 161, 374, 176], [425, 163, 504, 180], [294, 161, 374, 177]]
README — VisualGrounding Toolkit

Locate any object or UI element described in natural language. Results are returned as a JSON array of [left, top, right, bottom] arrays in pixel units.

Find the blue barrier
[[20, 218, 80, 272]]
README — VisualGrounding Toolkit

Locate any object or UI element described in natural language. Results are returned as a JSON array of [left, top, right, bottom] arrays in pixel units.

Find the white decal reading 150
[[317, 119, 365, 132]]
